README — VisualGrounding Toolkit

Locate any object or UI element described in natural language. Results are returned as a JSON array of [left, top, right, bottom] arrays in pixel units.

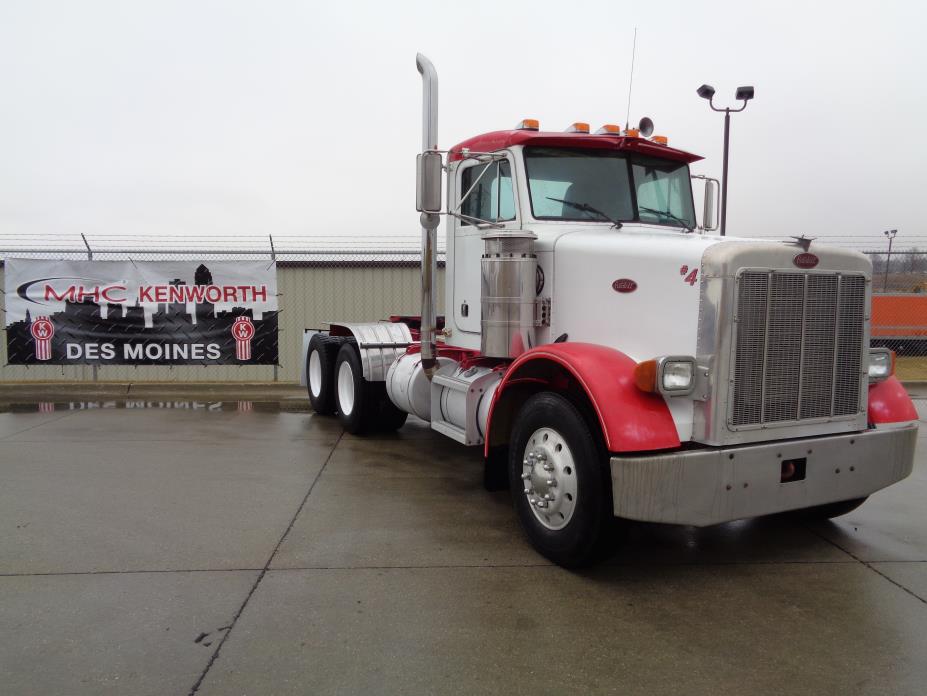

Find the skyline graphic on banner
[[4, 260, 279, 365]]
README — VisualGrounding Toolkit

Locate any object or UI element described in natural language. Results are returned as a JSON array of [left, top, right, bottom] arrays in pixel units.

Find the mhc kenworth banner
[[4, 259, 278, 365]]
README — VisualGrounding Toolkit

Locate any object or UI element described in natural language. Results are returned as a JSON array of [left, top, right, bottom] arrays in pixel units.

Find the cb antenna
[[625, 27, 637, 130]]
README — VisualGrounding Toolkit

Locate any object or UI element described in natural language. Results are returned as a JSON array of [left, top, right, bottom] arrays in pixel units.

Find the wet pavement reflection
[[0, 399, 312, 414]]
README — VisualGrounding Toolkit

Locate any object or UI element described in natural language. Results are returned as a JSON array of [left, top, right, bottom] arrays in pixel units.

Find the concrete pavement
[[1, 398, 926, 695]]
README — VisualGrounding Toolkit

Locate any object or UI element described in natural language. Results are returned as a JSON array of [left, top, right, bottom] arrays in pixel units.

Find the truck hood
[[542, 223, 871, 444], [544, 224, 723, 361], [541, 223, 869, 361]]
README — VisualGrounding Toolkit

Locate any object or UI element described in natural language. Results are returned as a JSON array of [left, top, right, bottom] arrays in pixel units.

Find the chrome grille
[[731, 270, 866, 428]]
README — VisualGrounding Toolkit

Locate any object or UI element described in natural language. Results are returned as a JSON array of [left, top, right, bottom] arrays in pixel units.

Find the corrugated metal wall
[[0, 264, 445, 383]]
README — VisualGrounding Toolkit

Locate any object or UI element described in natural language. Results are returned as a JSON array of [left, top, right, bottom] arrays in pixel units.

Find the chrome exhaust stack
[[416, 53, 440, 377]]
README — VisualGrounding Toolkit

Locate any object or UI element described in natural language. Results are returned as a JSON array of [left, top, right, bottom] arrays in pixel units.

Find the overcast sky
[[1, 0, 924, 251]]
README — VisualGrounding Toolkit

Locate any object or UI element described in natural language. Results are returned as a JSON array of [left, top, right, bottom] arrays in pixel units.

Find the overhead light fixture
[[697, 79, 755, 235]]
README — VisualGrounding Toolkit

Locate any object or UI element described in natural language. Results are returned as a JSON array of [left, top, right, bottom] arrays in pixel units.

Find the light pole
[[697, 84, 754, 236], [883, 229, 898, 291]]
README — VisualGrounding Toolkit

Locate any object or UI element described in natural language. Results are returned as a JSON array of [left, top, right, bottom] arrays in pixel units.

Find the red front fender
[[868, 376, 919, 424], [485, 343, 680, 455]]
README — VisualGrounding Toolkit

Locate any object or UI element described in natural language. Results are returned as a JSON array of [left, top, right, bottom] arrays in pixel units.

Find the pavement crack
[[0, 568, 263, 577], [188, 430, 344, 695], [860, 563, 927, 606], [803, 523, 927, 606], [0, 410, 82, 441], [264, 559, 860, 571]]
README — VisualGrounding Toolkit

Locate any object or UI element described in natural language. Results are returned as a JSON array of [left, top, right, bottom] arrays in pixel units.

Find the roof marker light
[[595, 124, 621, 135], [565, 122, 590, 134], [515, 119, 540, 131], [652, 135, 669, 145], [624, 128, 640, 138]]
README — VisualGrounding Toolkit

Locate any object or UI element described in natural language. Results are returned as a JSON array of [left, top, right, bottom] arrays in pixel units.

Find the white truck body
[[299, 54, 918, 567]]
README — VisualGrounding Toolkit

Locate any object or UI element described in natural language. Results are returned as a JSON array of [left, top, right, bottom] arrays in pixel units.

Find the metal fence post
[[81, 234, 99, 383], [270, 234, 278, 383]]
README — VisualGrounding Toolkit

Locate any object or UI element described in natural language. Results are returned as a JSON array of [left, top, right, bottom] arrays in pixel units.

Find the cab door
[[452, 156, 518, 335]]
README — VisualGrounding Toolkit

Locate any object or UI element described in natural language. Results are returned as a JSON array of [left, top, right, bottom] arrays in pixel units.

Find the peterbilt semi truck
[[300, 54, 919, 567]]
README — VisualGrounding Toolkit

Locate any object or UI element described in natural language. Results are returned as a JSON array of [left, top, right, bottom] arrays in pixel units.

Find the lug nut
[[543, 464, 554, 472], [546, 479, 556, 487], [521, 473, 531, 480]]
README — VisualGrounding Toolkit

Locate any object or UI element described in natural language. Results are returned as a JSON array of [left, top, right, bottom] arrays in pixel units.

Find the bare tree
[[870, 253, 886, 274], [909, 247, 927, 274]]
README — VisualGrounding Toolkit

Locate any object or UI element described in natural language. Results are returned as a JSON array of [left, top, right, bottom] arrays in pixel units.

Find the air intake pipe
[[416, 53, 440, 377], [481, 231, 538, 358]]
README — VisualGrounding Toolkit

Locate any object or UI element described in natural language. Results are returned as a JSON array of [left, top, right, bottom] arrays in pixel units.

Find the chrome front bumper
[[610, 423, 918, 526]]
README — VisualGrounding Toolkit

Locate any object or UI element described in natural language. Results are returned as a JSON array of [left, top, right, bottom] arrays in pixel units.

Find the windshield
[[523, 147, 696, 228]]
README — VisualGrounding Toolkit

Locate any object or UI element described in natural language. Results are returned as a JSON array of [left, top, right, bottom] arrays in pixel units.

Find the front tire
[[508, 392, 614, 568]]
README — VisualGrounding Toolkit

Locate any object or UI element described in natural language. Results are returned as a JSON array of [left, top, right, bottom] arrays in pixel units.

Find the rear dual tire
[[334, 342, 407, 434]]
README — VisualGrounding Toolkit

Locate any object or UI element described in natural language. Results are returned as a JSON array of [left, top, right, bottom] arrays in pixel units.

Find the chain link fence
[[865, 251, 927, 382], [0, 234, 445, 384], [1, 235, 924, 383]]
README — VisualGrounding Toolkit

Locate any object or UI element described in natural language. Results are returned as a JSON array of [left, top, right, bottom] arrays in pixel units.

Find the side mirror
[[701, 177, 719, 231], [416, 152, 443, 213]]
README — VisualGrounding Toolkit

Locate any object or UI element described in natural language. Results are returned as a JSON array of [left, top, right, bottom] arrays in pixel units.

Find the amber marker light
[[634, 360, 658, 393]]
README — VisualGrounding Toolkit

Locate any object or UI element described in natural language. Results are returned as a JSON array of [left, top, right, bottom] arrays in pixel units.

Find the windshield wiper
[[546, 197, 623, 229], [638, 206, 694, 233]]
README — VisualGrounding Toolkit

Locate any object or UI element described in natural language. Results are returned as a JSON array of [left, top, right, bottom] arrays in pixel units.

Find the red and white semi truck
[[300, 54, 919, 567]]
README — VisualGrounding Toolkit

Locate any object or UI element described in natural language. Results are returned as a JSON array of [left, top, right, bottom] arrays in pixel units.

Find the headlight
[[634, 356, 696, 396], [868, 348, 894, 382], [661, 358, 695, 393]]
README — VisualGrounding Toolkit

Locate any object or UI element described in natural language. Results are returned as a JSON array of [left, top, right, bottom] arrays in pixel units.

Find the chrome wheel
[[520, 427, 578, 530], [337, 360, 355, 415], [308, 349, 322, 397]]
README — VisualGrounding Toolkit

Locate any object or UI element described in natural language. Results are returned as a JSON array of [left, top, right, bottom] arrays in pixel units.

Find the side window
[[459, 160, 515, 226]]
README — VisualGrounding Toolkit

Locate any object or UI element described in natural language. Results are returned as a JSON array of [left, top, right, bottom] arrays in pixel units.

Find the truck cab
[[445, 122, 702, 348]]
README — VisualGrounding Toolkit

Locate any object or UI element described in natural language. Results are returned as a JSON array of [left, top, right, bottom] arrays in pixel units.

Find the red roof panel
[[448, 130, 703, 164]]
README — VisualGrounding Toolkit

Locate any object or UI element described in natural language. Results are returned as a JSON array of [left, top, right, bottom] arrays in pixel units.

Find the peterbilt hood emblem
[[793, 252, 819, 269], [612, 278, 637, 293]]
